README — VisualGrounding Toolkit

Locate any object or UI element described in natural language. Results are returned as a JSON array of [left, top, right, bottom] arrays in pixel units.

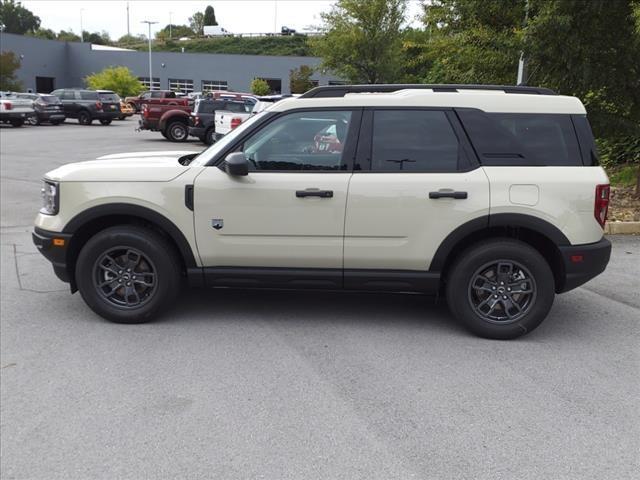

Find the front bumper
[[32, 227, 73, 285], [558, 237, 611, 293]]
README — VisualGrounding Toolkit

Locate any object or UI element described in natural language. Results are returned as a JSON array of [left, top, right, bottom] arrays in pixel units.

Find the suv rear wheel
[[99, 119, 112, 125], [78, 110, 92, 125], [165, 120, 188, 142], [75, 226, 181, 324], [446, 239, 555, 339]]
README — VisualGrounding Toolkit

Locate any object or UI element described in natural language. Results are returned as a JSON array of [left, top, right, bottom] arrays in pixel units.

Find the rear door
[[193, 109, 361, 273], [344, 108, 490, 273]]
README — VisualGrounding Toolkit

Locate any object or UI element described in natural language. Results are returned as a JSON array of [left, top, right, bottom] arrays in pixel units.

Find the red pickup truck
[[124, 90, 189, 113], [137, 91, 256, 142]]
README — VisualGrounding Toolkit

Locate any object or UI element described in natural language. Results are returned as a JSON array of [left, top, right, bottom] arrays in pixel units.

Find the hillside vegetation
[[122, 36, 313, 57]]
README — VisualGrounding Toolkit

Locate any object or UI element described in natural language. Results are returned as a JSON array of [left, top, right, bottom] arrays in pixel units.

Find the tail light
[[4, 101, 12, 110], [194, 115, 200, 126], [594, 184, 610, 228], [95, 101, 103, 110], [230, 117, 242, 130], [142, 104, 149, 118]]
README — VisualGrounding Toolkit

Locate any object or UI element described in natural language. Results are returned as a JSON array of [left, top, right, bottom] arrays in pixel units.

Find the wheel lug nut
[[126, 282, 131, 286], [507, 287, 511, 292], [493, 295, 498, 298], [132, 275, 136, 279], [500, 282, 504, 285], [118, 270, 123, 274], [503, 295, 507, 299], [492, 287, 496, 290]]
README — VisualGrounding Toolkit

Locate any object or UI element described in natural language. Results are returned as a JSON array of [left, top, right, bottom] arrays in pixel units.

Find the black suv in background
[[189, 99, 248, 144], [16, 93, 65, 125], [51, 89, 120, 125]]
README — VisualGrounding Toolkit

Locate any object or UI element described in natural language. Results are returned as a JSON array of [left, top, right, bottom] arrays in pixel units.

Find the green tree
[[312, 0, 407, 83], [204, 5, 217, 26], [156, 24, 194, 40], [83, 30, 112, 45], [189, 11, 205, 35], [289, 65, 315, 93], [57, 30, 81, 42], [250, 78, 271, 96], [0, 0, 40, 34], [85, 66, 144, 97], [29, 27, 56, 40], [117, 33, 146, 45], [0, 50, 22, 91]]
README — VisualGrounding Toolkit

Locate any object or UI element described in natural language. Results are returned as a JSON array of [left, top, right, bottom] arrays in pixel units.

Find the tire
[[165, 121, 188, 142], [27, 114, 39, 126], [75, 225, 181, 324], [446, 239, 555, 340], [160, 129, 169, 139], [51, 120, 62, 125], [127, 102, 137, 113], [204, 127, 216, 145], [78, 110, 92, 125], [99, 119, 112, 125], [10, 119, 24, 127]]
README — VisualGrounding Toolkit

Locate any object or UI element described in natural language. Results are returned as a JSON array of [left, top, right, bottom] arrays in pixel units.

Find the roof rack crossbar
[[300, 84, 557, 98]]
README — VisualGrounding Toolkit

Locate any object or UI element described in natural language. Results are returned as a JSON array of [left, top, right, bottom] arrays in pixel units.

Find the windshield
[[190, 112, 268, 167]]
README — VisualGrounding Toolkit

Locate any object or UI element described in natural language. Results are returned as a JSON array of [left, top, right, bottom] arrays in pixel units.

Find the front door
[[193, 109, 360, 272]]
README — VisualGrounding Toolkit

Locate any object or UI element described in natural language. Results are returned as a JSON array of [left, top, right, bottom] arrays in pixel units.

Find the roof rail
[[300, 84, 557, 98]]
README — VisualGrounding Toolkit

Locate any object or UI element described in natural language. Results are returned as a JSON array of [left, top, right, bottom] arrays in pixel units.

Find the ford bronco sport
[[33, 84, 611, 339]]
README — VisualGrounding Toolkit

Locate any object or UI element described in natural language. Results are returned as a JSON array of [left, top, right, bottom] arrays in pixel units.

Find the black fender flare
[[429, 213, 569, 272], [159, 110, 190, 131], [63, 203, 197, 268]]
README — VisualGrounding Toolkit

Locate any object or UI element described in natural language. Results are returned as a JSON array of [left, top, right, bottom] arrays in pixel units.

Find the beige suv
[[33, 84, 611, 339]]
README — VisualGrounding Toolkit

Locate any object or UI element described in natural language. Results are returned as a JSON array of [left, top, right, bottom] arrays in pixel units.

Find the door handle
[[429, 191, 468, 199], [296, 189, 334, 198]]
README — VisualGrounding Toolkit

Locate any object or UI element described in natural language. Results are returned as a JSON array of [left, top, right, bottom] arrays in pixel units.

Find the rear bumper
[[0, 111, 30, 121], [32, 227, 73, 285], [189, 126, 206, 137], [138, 117, 159, 131], [95, 111, 120, 120], [38, 111, 65, 121], [558, 237, 611, 293]]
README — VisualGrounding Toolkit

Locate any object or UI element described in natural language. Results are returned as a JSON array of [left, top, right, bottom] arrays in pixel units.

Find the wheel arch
[[432, 214, 569, 292], [63, 203, 197, 290], [159, 110, 189, 131]]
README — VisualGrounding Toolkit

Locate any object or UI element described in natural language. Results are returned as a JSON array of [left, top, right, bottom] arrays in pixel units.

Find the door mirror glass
[[223, 152, 249, 176]]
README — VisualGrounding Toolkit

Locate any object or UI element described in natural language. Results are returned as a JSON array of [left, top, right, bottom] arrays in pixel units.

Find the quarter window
[[242, 111, 353, 171], [371, 110, 460, 172]]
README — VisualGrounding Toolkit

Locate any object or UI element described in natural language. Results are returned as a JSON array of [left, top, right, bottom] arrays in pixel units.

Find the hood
[[45, 151, 197, 182]]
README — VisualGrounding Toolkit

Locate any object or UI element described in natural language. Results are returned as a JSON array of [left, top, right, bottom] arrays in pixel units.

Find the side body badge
[[212, 219, 224, 230]]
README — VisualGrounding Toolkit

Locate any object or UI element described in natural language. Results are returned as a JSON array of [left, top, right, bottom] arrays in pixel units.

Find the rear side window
[[457, 110, 582, 166], [371, 110, 460, 172], [98, 93, 120, 102], [79, 91, 98, 100]]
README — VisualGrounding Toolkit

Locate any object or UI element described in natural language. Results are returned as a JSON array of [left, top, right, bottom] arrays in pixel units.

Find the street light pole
[[169, 12, 172, 39], [141, 20, 158, 90], [80, 8, 84, 42]]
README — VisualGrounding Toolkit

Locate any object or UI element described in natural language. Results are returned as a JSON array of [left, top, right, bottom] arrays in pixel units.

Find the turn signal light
[[53, 238, 65, 247]]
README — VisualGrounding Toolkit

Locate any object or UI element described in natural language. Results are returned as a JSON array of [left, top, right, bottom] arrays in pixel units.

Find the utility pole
[[517, 0, 530, 85], [141, 20, 158, 90], [169, 12, 172, 39], [274, 1, 278, 34], [80, 8, 84, 42], [127, 2, 130, 36]]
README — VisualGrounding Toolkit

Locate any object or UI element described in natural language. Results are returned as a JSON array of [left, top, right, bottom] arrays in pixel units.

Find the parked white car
[[0, 91, 35, 127], [33, 84, 611, 339], [203, 25, 232, 36]]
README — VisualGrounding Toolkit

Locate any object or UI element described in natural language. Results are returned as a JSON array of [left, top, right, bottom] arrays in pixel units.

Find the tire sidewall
[[167, 121, 188, 142], [78, 111, 92, 125], [205, 127, 215, 145], [75, 226, 180, 324], [447, 240, 555, 339]]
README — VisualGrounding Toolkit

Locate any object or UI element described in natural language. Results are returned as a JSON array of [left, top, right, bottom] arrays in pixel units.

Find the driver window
[[242, 111, 352, 171]]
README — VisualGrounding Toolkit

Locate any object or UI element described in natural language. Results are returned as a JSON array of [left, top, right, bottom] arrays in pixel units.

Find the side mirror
[[223, 152, 249, 176]]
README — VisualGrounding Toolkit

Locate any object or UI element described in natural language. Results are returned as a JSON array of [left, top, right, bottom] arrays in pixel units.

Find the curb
[[604, 221, 640, 235]]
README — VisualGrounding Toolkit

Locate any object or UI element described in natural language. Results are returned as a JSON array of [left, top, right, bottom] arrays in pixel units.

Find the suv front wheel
[[75, 225, 181, 324], [446, 239, 555, 339]]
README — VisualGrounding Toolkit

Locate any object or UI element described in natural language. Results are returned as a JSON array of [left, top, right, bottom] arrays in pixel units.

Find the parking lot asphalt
[[1, 120, 639, 479]]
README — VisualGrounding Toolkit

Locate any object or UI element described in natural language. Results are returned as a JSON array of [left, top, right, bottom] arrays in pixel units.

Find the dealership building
[[0, 33, 344, 95]]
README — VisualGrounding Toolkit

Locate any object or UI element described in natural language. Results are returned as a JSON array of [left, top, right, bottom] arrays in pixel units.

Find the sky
[[20, 0, 425, 40]]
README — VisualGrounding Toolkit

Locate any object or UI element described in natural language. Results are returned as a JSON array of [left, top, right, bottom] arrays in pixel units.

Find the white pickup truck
[[0, 91, 35, 127], [213, 101, 252, 141]]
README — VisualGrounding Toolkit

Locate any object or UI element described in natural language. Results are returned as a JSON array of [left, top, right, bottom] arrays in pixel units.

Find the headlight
[[40, 180, 59, 215]]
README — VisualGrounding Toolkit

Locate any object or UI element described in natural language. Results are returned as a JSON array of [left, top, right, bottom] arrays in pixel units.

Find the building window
[[138, 77, 160, 90], [202, 80, 229, 92], [168, 78, 194, 94]]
